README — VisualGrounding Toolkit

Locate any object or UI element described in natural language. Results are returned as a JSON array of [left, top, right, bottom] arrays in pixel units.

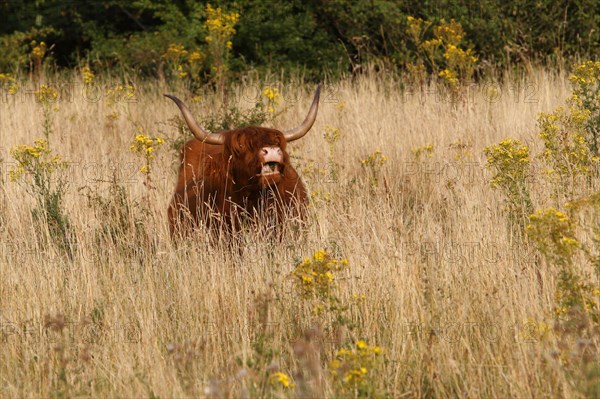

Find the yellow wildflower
[[313, 249, 327, 262], [270, 372, 294, 389]]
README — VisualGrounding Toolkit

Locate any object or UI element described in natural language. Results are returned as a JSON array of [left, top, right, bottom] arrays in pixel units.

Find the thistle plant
[[329, 339, 384, 398], [484, 139, 533, 228]]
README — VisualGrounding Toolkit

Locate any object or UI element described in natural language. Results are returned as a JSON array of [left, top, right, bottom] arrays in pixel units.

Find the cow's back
[[168, 139, 226, 235], [174, 139, 223, 194]]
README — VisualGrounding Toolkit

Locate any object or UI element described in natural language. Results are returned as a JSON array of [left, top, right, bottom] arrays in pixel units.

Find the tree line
[[1, 0, 598, 80]]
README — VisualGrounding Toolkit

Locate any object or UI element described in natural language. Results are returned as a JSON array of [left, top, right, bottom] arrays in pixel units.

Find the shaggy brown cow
[[165, 86, 320, 237]]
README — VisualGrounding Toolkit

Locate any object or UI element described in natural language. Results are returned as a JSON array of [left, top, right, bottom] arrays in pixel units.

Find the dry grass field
[[1, 68, 598, 398]]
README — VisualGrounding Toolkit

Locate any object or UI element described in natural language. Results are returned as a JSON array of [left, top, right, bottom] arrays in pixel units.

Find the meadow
[[0, 66, 599, 398]]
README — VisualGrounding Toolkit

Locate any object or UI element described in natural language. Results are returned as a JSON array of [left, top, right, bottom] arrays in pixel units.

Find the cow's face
[[229, 128, 289, 187]]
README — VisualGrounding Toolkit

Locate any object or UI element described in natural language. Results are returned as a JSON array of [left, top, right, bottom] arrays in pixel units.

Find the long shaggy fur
[[168, 127, 308, 237]]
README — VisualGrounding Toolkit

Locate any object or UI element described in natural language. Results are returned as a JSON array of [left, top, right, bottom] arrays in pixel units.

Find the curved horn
[[283, 85, 321, 142], [164, 94, 225, 145]]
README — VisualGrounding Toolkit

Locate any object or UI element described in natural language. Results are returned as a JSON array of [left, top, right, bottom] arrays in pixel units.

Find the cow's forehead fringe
[[226, 126, 286, 147]]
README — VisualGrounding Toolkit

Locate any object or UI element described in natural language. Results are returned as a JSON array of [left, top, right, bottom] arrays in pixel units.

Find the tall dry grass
[[0, 68, 595, 398]]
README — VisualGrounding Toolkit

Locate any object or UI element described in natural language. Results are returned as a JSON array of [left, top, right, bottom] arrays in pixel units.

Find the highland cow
[[165, 86, 320, 237]]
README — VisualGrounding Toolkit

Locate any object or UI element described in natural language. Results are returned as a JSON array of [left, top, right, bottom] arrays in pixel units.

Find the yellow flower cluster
[[484, 138, 534, 225], [444, 44, 477, 66], [484, 139, 530, 189], [12, 139, 51, 159], [0, 73, 18, 95], [262, 86, 280, 101], [330, 340, 383, 389], [323, 125, 341, 145], [421, 38, 442, 59], [81, 66, 95, 85], [34, 85, 58, 104], [521, 318, 551, 342], [406, 17, 477, 90], [405, 61, 427, 84], [527, 208, 579, 266], [262, 86, 280, 113], [438, 69, 459, 87], [546, 192, 600, 321], [538, 106, 598, 177], [569, 60, 600, 85], [412, 144, 434, 159], [9, 139, 66, 182], [162, 44, 205, 80], [30, 40, 47, 60], [163, 43, 188, 62], [310, 190, 331, 203], [567, 60, 600, 156], [269, 371, 295, 389], [205, 4, 239, 45], [188, 51, 203, 63], [360, 150, 388, 189], [406, 16, 432, 44], [290, 249, 349, 300], [130, 134, 165, 174], [105, 84, 136, 107], [360, 150, 388, 167], [433, 19, 464, 46]]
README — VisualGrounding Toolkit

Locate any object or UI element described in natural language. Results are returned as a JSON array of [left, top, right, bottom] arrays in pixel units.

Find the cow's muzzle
[[259, 147, 283, 177]]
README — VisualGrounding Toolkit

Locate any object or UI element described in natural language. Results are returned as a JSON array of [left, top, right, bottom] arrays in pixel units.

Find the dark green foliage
[[200, 105, 270, 132], [233, 0, 347, 79], [1, 0, 598, 78]]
